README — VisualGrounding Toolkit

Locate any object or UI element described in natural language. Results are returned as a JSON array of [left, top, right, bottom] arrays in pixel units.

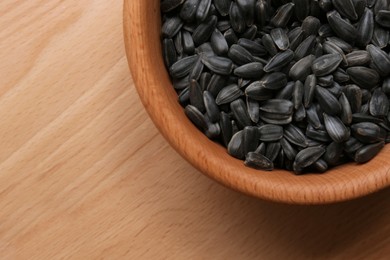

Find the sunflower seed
[[354, 141, 385, 163], [303, 74, 317, 108], [293, 0, 310, 21], [315, 86, 342, 115], [333, 68, 350, 83], [319, 0, 333, 12], [229, 2, 246, 33], [339, 92, 353, 125], [161, 0, 186, 13], [192, 15, 218, 46], [210, 29, 229, 55], [206, 74, 226, 96], [323, 142, 344, 165], [238, 38, 267, 56], [180, 0, 198, 22], [241, 25, 258, 40], [306, 124, 332, 142], [214, 0, 231, 16], [185, 105, 208, 131], [259, 124, 284, 142], [231, 99, 252, 128], [163, 38, 177, 68], [369, 89, 389, 117], [294, 104, 307, 122], [244, 152, 274, 170], [318, 75, 334, 87], [346, 50, 371, 67], [372, 25, 389, 49], [162, 16, 183, 38], [294, 147, 326, 171], [324, 113, 350, 143], [234, 62, 264, 79], [196, 0, 212, 22], [263, 50, 295, 72], [312, 53, 343, 77], [220, 111, 233, 146], [312, 159, 328, 173], [189, 57, 204, 81], [237, 0, 256, 27], [255, 0, 269, 26], [367, 44, 390, 76], [275, 81, 295, 100], [169, 55, 198, 78], [367, 0, 377, 8], [333, 0, 358, 20], [255, 142, 267, 155], [319, 24, 334, 38], [327, 10, 357, 43], [305, 107, 321, 130], [344, 137, 364, 154], [270, 2, 295, 28], [228, 44, 255, 65], [280, 137, 297, 160], [289, 27, 305, 50], [243, 126, 260, 154], [201, 55, 233, 75], [196, 42, 215, 56], [356, 8, 374, 47], [259, 102, 294, 125], [224, 28, 238, 46], [302, 16, 321, 36], [344, 84, 362, 113], [228, 130, 245, 159], [351, 122, 386, 143], [295, 35, 316, 60], [347, 67, 380, 89], [352, 113, 384, 124], [284, 124, 309, 148], [270, 28, 290, 51], [259, 72, 288, 90], [216, 84, 243, 105], [203, 91, 220, 123], [289, 55, 315, 81], [374, 0, 389, 15], [262, 34, 279, 56], [382, 77, 390, 94], [322, 41, 348, 66], [247, 97, 259, 123], [376, 10, 390, 28], [189, 79, 205, 112], [292, 81, 304, 110], [265, 142, 282, 162], [245, 81, 274, 101]]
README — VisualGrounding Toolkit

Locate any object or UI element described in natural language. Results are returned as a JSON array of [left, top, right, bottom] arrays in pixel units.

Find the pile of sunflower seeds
[[160, 0, 390, 174]]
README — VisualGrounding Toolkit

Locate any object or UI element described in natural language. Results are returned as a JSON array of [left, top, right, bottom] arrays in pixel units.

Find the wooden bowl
[[123, 0, 390, 204]]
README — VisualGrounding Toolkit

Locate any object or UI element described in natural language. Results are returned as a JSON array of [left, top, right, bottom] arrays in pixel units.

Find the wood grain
[[0, 0, 389, 259]]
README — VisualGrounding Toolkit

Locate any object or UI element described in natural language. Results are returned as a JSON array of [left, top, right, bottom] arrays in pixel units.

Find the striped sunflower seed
[[270, 2, 295, 28], [317, 75, 334, 87], [210, 29, 229, 55], [289, 55, 315, 81], [339, 93, 353, 125], [263, 49, 295, 72], [284, 124, 309, 148], [189, 80, 206, 112], [234, 62, 264, 79], [192, 15, 218, 46], [295, 35, 316, 60], [369, 89, 389, 117], [347, 67, 380, 89], [294, 147, 326, 172], [262, 34, 279, 56], [169, 55, 198, 78], [303, 74, 317, 108], [312, 53, 343, 77], [203, 91, 220, 123], [246, 97, 260, 123], [332, 0, 358, 21], [201, 55, 233, 75], [230, 99, 252, 128], [214, 0, 231, 16], [243, 126, 260, 154], [354, 141, 385, 163], [356, 8, 374, 47], [351, 122, 386, 143], [265, 142, 282, 162], [344, 84, 363, 113], [259, 72, 288, 90], [270, 28, 290, 51], [372, 25, 389, 49], [245, 81, 274, 101], [345, 50, 371, 67], [259, 124, 284, 142], [366, 44, 390, 76], [323, 113, 350, 143], [244, 152, 274, 170], [238, 38, 267, 56], [216, 84, 243, 105], [315, 86, 342, 115], [229, 2, 246, 33], [228, 44, 255, 65], [185, 105, 208, 131], [324, 142, 344, 166], [228, 130, 245, 159], [327, 10, 357, 43], [375, 10, 390, 28]]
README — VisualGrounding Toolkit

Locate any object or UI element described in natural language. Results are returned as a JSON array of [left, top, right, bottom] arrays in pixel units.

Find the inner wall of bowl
[[126, 0, 390, 204]]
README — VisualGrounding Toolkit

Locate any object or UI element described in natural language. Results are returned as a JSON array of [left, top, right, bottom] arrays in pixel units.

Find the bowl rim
[[123, 0, 390, 204]]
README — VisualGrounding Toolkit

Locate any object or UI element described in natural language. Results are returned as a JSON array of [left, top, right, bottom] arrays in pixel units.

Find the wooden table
[[1, 1, 389, 259]]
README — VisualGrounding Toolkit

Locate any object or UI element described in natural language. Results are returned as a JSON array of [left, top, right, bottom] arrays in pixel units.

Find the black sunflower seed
[[228, 44, 255, 65], [229, 2, 246, 33], [356, 8, 374, 47], [270, 2, 295, 28], [193, 15, 218, 46], [369, 89, 389, 117], [220, 111, 233, 146], [323, 113, 350, 143], [366, 44, 390, 76], [351, 122, 386, 143], [246, 97, 259, 123], [238, 38, 267, 56], [339, 93, 353, 125], [169, 55, 198, 78], [294, 147, 326, 171], [344, 84, 362, 113], [230, 99, 252, 128], [324, 142, 344, 166], [284, 124, 308, 148], [303, 74, 317, 108], [332, 0, 358, 21], [216, 84, 243, 105], [185, 105, 208, 131], [262, 34, 279, 56], [210, 29, 229, 55], [315, 86, 342, 115], [245, 81, 274, 101], [317, 75, 334, 87], [293, 0, 310, 21], [263, 50, 295, 73], [345, 50, 371, 67], [244, 152, 274, 170], [347, 67, 380, 89], [312, 53, 343, 77], [228, 130, 245, 159], [289, 55, 315, 81], [259, 72, 288, 90], [372, 25, 389, 49], [259, 124, 284, 142], [201, 55, 233, 75], [375, 10, 390, 28], [354, 141, 385, 163], [214, 0, 231, 16], [265, 142, 282, 162], [295, 35, 316, 60], [243, 126, 259, 154], [270, 28, 290, 51], [302, 16, 321, 37], [161, 0, 186, 13], [327, 10, 357, 43]]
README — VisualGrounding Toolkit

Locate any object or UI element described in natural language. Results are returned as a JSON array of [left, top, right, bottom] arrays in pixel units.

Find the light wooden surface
[[0, 1, 389, 259]]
